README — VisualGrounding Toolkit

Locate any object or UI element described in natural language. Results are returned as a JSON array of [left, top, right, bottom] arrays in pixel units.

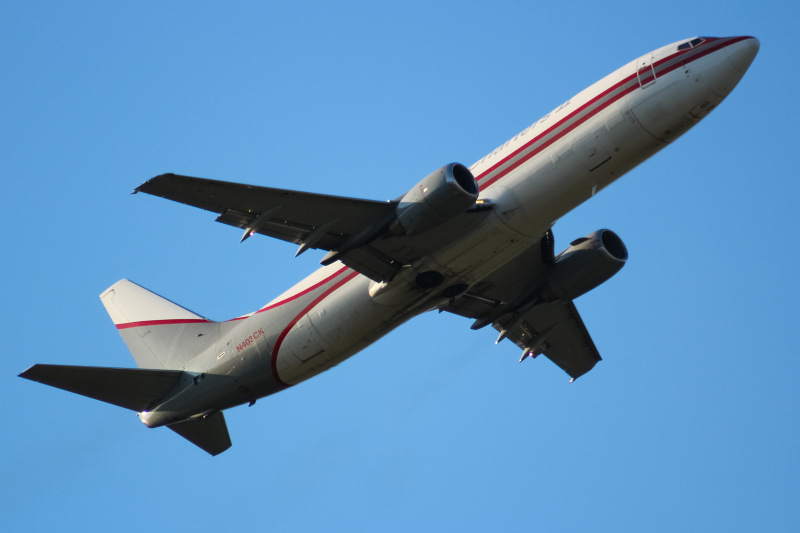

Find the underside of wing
[[440, 232, 554, 324], [135, 172, 494, 282], [19, 364, 184, 411], [494, 300, 602, 380], [441, 229, 608, 380], [168, 411, 232, 456], [135, 173, 396, 252]]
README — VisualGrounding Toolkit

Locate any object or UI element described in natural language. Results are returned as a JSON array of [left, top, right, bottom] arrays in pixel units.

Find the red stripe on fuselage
[[116, 318, 212, 330], [476, 74, 638, 190], [475, 37, 746, 191], [651, 36, 748, 80], [270, 270, 360, 387], [255, 265, 350, 314], [476, 72, 634, 186], [113, 266, 351, 329]]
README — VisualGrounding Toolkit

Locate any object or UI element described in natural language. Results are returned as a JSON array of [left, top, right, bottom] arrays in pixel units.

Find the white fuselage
[[169, 36, 758, 415]]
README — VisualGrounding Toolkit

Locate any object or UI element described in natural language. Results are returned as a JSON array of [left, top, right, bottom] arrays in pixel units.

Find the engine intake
[[541, 229, 628, 302], [390, 163, 479, 236]]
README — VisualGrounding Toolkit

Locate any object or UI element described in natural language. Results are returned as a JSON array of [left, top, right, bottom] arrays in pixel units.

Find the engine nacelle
[[390, 163, 479, 236], [542, 229, 628, 302]]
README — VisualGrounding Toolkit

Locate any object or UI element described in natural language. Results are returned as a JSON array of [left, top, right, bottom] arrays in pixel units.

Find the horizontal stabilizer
[[19, 364, 183, 411], [168, 411, 232, 456]]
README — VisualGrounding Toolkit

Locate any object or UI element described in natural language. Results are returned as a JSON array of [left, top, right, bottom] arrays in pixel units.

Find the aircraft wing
[[440, 232, 601, 380], [491, 299, 601, 380], [136, 173, 395, 250], [135, 173, 491, 281], [136, 174, 409, 280]]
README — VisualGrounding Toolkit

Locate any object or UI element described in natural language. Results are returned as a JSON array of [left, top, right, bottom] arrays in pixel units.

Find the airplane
[[20, 36, 759, 455]]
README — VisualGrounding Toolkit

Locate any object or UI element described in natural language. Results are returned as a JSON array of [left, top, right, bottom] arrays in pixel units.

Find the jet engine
[[390, 163, 479, 236], [541, 229, 628, 302]]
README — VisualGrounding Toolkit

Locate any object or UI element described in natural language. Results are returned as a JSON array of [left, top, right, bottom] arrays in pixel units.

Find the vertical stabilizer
[[100, 279, 222, 369]]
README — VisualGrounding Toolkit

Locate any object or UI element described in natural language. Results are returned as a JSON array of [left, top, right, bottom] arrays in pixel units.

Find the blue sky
[[2, 1, 797, 531]]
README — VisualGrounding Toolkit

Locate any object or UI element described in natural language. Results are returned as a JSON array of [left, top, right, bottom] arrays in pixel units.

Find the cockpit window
[[678, 37, 706, 51]]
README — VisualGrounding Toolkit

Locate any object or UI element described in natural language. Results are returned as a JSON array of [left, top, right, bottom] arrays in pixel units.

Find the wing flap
[[19, 364, 183, 411], [167, 411, 232, 456]]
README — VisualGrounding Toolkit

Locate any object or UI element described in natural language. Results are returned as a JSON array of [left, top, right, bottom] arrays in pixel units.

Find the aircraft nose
[[727, 36, 760, 73]]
